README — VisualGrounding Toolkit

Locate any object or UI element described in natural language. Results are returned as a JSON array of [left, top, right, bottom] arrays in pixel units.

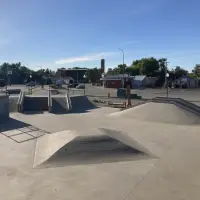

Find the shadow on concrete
[[0, 117, 50, 143], [23, 111, 45, 115], [0, 117, 30, 132], [39, 134, 154, 169]]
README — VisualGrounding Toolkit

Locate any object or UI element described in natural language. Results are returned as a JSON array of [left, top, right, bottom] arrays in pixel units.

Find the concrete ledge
[[152, 97, 200, 116], [0, 94, 9, 121]]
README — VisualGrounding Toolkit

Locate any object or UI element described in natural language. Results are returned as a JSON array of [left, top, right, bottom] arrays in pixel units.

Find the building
[[100, 59, 105, 74], [132, 76, 157, 88], [56, 68, 87, 83], [101, 74, 157, 89], [174, 76, 199, 88], [101, 76, 122, 88], [101, 74, 131, 88]]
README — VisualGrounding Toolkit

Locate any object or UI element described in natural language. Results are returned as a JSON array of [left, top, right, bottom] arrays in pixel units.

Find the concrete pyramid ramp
[[33, 129, 153, 168], [33, 130, 77, 167], [109, 102, 200, 125]]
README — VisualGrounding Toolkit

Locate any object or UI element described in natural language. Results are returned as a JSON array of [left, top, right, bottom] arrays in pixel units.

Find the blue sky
[[0, 0, 200, 71]]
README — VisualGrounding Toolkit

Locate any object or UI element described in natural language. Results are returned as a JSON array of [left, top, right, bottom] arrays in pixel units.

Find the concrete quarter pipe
[[70, 95, 97, 113], [108, 102, 200, 125]]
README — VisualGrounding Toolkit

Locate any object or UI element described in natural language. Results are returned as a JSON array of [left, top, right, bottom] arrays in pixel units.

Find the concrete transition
[[108, 102, 200, 125], [51, 96, 69, 114], [70, 95, 97, 113], [33, 129, 152, 168]]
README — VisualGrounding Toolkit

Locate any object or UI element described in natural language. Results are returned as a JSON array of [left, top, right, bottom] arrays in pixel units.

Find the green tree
[[117, 64, 127, 74], [106, 68, 114, 75], [173, 66, 188, 79], [139, 57, 160, 76], [85, 68, 101, 83], [192, 64, 200, 77]]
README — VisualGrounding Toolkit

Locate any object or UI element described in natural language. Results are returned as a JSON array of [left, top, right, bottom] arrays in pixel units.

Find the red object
[[106, 80, 122, 88]]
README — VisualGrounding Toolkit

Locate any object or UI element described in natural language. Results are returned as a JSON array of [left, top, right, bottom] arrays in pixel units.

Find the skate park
[[0, 89, 200, 200]]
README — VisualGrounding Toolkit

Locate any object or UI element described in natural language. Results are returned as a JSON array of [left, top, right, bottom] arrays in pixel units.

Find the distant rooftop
[[58, 68, 87, 71]]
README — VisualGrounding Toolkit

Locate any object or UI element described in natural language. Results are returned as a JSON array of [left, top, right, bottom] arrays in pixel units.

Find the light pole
[[118, 48, 125, 88], [166, 73, 169, 97], [5, 65, 8, 94], [30, 74, 32, 95], [39, 66, 44, 89], [164, 61, 169, 88], [101, 73, 105, 87], [83, 74, 86, 96]]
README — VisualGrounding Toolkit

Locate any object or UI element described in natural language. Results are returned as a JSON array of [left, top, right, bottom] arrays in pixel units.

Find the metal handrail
[[66, 91, 72, 111], [152, 97, 200, 115], [48, 89, 52, 112], [66, 92, 70, 111], [153, 97, 200, 110], [17, 91, 25, 112], [68, 93, 72, 111]]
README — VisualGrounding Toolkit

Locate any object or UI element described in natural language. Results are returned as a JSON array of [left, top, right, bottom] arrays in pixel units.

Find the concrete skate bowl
[[33, 129, 152, 168], [70, 95, 97, 113], [108, 102, 200, 125]]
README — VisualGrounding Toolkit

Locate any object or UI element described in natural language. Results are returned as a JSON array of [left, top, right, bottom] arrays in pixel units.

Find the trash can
[[117, 88, 126, 97]]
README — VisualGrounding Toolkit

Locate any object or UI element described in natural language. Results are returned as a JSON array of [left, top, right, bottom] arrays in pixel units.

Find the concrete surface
[[1, 98, 200, 200]]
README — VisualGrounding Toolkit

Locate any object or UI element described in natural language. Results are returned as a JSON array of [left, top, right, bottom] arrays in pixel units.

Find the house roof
[[134, 75, 146, 81], [101, 76, 121, 81]]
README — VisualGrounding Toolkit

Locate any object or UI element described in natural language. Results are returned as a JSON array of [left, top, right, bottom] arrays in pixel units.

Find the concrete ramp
[[108, 102, 200, 125], [51, 97, 68, 114], [33, 130, 77, 167], [70, 95, 97, 113], [33, 128, 152, 168]]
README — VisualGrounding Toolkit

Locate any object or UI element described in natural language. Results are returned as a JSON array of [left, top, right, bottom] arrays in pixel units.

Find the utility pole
[[5, 65, 8, 94], [118, 48, 125, 87], [165, 61, 169, 88]]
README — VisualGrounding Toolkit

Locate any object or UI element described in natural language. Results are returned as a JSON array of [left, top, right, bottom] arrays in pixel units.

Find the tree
[[106, 68, 114, 75], [117, 64, 127, 74], [129, 57, 160, 76], [85, 68, 101, 83], [173, 66, 188, 79], [139, 57, 160, 76], [192, 64, 200, 77], [125, 66, 140, 76]]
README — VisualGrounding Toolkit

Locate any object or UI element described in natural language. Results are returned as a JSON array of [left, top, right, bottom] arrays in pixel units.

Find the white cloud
[[55, 52, 116, 65]]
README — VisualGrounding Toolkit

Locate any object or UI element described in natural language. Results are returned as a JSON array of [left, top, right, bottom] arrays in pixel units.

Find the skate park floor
[[1, 101, 200, 200]]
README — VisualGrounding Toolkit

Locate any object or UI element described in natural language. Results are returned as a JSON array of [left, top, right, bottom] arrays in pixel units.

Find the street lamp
[[118, 48, 125, 87], [166, 73, 169, 97], [83, 74, 86, 96], [30, 74, 32, 95], [39, 66, 44, 89], [101, 73, 105, 87]]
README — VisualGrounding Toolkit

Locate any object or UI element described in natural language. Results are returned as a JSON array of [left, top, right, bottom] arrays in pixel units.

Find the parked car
[[76, 84, 85, 89], [68, 82, 79, 88], [26, 81, 36, 87]]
